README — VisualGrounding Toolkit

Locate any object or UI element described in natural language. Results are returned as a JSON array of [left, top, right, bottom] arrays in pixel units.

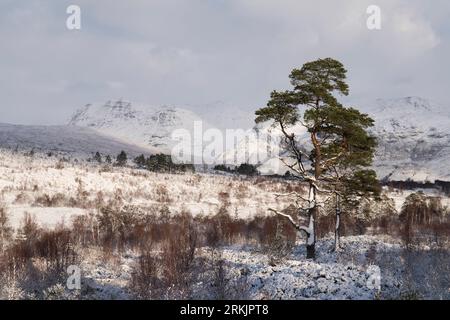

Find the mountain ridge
[[0, 123, 154, 158], [221, 96, 450, 182], [2, 97, 447, 182]]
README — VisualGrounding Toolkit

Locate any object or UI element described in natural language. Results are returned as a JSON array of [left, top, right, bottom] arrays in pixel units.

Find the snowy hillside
[[69, 100, 216, 161], [220, 97, 450, 182], [64, 97, 449, 181], [218, 120, 308, 170], [0, 150, 448, 300], [186, 100, 255, 131], [0, 123, 153, 158], [361, 97, 450, 182]]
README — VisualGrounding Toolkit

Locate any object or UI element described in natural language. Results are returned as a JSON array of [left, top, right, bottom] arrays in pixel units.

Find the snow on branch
[[268, 208, 310, 235]]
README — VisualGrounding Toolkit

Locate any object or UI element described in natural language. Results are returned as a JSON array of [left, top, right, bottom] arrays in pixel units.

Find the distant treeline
[[384, 179, 450, 195], [134, 153, 195, 173], [213, 163, 259, 176]]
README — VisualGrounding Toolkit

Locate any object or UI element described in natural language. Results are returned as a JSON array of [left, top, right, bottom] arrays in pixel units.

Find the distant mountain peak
[[371, 96, 446, 115]]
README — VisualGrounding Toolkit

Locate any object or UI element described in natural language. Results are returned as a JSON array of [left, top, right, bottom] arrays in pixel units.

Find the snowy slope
[[218, 120, 308, 173], [186, 100, 255, 131], [69, 99, 217, 162], [0, 123, 154, 158], [360, 97, 450, 182], [66, 97, 449, 181], [219, 97, 450, 182]]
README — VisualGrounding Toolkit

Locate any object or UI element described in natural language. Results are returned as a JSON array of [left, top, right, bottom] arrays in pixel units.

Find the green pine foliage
[[213, 163, 259, 176], [236, 163, 259, 176], [116, 151, 128, 167], [255, 57, 380, 258], [255, 57, 379, 195], [93, 152, 102, 164], [133, 154, 195, 173]]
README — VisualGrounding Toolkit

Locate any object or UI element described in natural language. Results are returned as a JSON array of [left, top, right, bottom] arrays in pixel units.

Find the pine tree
[[236, 163, 259, 176], [319, 107, 380, 251], [116, 151, 127, 167], [93, 152, 102, 164], [255, 58, 378, 259], [134, 154, 146, 168]]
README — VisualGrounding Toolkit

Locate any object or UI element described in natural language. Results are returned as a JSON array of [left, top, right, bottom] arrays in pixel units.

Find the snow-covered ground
[[197, 236, 402, 300], [0, 150, 296, 229], [0, 149, 448, 300], [2, 150, 448, 230], [56, 235, 448, 300]]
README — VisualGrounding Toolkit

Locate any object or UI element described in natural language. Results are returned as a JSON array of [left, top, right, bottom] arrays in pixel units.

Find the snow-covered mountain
[[68, 99, 256, 163], [69, 100, 221, 163], [65, 97, 449, 182], [220, 97, 450, 182], [361, 97, 450, 182], [0, 123, 153, 158], [186, 100, 255, 131]]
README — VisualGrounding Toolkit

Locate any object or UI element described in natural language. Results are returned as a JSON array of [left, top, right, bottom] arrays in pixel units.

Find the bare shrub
[[209, 211, 251, 245], [71, 212, 98, 247], [209, 248, 250, 300], [399, 247, 450, 299], [34, 226, 78, 274], [316, 213, 335, 238], [14, 192, 32, 205], [33, 194, 53, 207], [399, 192, 446, 248], [217, 191, 231, 216], [129, 209, 199, 299], [155, 184, 171, 204], [55, 160, 64, 170], [130, 245, 161, 299], [211, 249, 229, 300], [234, 184, 249, 200], [201, 216, 223, 247], [73, 178, 89, 208], [1, 218, 78, 299], [96, 205, 134, 253], [0, 204, 13, 252], [15, 213, 41, 261], [264, 218, 295, 266], [284, 182, 307, 194], [93, 191, 105, 210], [33, 193, 69, 207], [430, 220, 450, 247], [161, 211, 197, 295]]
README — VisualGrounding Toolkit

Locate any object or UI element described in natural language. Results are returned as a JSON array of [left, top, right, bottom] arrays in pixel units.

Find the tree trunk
[[306, 245, 315, 259], [306, 207, 317, 259], [306, 185, 317, 260], [334, 193, 341, 252]]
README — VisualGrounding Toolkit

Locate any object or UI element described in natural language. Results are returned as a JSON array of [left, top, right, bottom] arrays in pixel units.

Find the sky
[[0, 0, 449, 125]]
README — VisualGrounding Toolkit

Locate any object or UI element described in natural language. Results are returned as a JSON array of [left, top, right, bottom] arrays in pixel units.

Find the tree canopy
[[255, 57, 379, 258]]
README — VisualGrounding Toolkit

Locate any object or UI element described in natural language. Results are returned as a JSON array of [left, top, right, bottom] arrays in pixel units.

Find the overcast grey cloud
[[0, 0, 449, 125]]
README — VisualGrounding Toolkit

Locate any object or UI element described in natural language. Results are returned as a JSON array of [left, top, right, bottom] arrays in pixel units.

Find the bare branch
[[278, 121, 307, 173], [279, 158, 317, 183], [268, 208, 310, 235]]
